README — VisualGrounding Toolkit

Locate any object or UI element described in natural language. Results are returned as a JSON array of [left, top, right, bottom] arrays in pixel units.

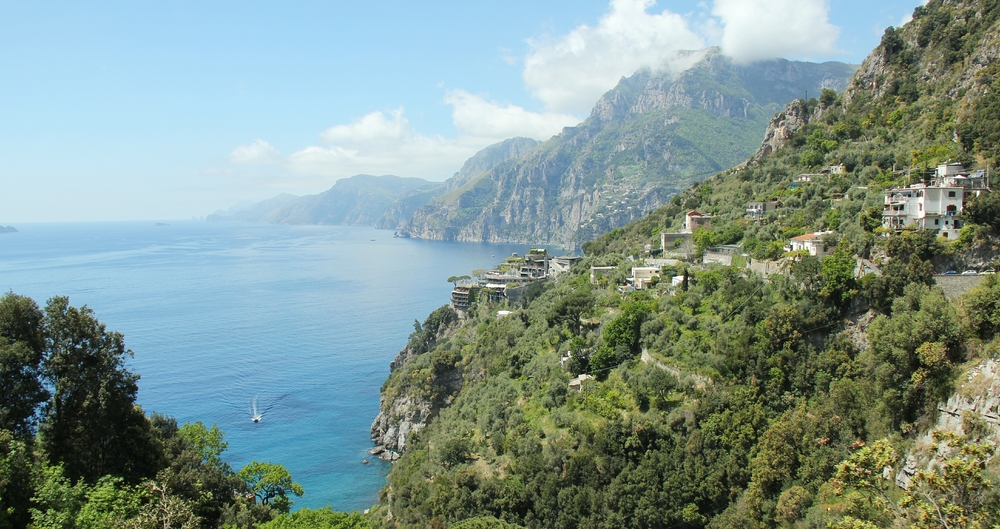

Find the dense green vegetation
[[0, 293, 374, 529], [377, 1, 1000, 528], [380, 250, 1000, 528]]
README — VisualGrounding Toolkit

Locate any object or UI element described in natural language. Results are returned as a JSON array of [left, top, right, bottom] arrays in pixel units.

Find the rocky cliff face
[[401, 50, 856, 248], [370, 308, 464, 461], [752, 101, 813, 161]]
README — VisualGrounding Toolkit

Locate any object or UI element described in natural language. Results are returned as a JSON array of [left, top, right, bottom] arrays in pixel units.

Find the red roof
[[790, 233, 821, 242]]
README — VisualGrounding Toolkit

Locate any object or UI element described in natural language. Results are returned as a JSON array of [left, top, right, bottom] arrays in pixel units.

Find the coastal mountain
[[374, 137, 540, 229], [399, 49, 856, 248], [209, 138, 541, 229], [207, 175, 442, 226], [206, 193, 300, 223], [373, 1, 1000, 528]]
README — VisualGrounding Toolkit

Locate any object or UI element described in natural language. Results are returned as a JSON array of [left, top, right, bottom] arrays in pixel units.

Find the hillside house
[[590, 266, 617, 284], [568, 374, 595, 393], [746, 201, 779, 220], [703, 244, 742, 266], [684, 211, 712, 232], [881, 165, 988, 239], [628, 267, 661, 290], [786, 231, 835, 259], [550, 256, 583, 276], [450, 286, 475, 311]]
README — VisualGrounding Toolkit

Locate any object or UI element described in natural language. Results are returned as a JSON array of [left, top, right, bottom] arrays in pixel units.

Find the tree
[[831, 434, 1000, 529], [0, 293, 48, 436], [177, 421, 229, 471], [0, 429, 35, 528], [964, 191, 1000, 233], [821, 250, 858, 309], [547, 290, 595, 334], [963, 274, 1000, 339], [39, 297, 163, 484], [238, 461, 303, 514]]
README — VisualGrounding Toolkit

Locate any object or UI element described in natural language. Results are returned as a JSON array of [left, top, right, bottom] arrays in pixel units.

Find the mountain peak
[[590, 49, 856, 124]]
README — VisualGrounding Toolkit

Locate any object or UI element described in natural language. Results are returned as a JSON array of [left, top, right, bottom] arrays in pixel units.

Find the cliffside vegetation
[[374, 1, 1000, 528]]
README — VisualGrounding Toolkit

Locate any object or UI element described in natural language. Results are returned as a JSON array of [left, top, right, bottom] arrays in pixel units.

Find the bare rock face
[[895, 358, 1000, 489], [370, 395, 433, 459], [370, 310, 463, 460], [752, 101, 812, 162]]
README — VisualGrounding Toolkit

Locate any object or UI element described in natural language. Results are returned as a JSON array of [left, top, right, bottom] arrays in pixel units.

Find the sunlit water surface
[[0, 221, 532, 510]]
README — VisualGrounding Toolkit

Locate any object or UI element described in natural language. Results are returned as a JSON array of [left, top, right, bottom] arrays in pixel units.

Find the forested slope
[[373, 1, 1000, 528]]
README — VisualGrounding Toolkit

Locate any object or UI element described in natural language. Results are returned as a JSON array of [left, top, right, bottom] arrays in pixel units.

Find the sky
[[0, 0, 928, 222]]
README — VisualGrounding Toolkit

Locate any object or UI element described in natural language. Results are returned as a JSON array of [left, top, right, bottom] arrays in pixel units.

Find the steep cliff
[[400, 49, 855, 248], [370, 306, 465, 460]]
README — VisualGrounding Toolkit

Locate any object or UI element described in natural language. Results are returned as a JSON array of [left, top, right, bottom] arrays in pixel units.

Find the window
[[935, 219, 940, 225], [919, 203, 923, 211], [948, 191, 956, 197]]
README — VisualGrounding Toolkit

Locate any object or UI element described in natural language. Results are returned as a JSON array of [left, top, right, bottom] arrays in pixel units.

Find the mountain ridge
[[399, 50, 856, 248]]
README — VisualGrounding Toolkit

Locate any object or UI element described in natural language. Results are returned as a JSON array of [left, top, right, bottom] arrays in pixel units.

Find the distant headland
[[0, 226, 18, 234]]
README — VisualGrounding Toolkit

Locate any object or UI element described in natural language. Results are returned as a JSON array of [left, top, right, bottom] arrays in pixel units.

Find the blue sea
[[0, 221, 533, 511]]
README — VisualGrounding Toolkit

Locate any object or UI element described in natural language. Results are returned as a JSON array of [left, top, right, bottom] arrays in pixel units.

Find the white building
[[628, 267, 661, 290], [881, 168, 988, 239], [746, 201, 779, 220], [786, 231, 835, 259]]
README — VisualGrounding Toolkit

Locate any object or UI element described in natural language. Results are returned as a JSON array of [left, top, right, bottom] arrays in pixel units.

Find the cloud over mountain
[[231, 95, 580, 181], [713, 0, 840, 64], [523, 0, 705, 113]]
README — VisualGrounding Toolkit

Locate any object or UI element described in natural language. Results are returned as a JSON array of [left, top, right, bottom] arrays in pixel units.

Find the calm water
[[0, 221, 532, 510]]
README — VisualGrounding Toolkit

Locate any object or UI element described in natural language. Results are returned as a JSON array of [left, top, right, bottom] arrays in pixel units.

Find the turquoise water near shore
[[0, 221, 532, 511]]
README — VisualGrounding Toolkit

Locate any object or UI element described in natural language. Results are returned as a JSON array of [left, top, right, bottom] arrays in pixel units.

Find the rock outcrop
[[896, 358, 1000, 488], [752, 101, 812, 162], [370, 307, 464, 461]]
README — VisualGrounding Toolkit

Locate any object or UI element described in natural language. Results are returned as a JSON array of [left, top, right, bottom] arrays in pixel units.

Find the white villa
[[881, 164, 989, 239]]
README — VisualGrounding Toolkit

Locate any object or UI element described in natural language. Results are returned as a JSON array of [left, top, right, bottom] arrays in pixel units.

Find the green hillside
[[373, 1, 1000, 528]]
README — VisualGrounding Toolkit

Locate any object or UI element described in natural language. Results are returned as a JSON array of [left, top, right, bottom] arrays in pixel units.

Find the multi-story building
[[881, 164, 989, 239], [746, 201, 779, 220]]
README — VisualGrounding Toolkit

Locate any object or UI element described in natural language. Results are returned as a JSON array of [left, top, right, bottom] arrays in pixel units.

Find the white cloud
[[712, 0, 839, 64], [229, 139, 281, 165], [523, 0, 705, 113], [280, 97, 580, 180], [446, 90, 579, 143], [319, 107, 409, 147]]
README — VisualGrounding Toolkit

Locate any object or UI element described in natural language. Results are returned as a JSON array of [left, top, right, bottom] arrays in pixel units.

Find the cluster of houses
[[622, 162, 992, 289], [452, 164, 991, 310], [450, 249, 583, 311]]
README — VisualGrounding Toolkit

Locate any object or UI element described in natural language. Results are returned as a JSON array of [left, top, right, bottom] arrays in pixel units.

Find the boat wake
[[250, 396, 262, 423]]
